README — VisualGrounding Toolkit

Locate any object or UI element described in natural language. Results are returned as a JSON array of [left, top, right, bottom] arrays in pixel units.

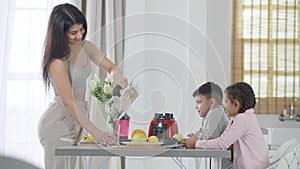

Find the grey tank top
[[50, 45, 92, 94]]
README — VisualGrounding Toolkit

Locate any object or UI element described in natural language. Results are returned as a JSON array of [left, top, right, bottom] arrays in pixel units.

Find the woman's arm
[[84, 40, 128, 89], [49, 59, 116, 144]]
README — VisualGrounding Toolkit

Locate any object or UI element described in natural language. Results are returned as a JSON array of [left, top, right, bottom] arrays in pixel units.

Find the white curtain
[[0, 0, 14, 157], [0, 0, 80, 168], [85, 1, 125, 169], [0, 0, 49, 168]]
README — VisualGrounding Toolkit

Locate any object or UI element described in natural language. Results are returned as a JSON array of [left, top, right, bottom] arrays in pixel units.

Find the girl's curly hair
[[225, 82, 256, 113]]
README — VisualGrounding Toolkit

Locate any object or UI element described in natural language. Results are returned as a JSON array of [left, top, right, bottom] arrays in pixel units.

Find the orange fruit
[[131, 129, 147, 141]]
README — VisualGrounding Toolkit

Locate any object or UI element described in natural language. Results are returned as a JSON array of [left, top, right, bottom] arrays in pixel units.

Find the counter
[[257, 114, 300, 150], [257, 114, 300, 128]]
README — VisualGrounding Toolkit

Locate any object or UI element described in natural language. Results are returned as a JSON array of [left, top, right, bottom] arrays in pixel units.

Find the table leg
[[171, 157, 187, 169], [216, 158, 221, 169], [194, 158, 201, 169], [209, 158, 222, 169], [121, 156, 125, 169], [64, 156, 71, 169], [83, 156, 91, 169], [98, 157, 111, 169], [179, 157, 184, 169]]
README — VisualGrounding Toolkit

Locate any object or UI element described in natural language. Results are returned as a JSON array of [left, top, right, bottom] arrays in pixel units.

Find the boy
[[184, 82, 231, 169], [185, 82, 229, 148]]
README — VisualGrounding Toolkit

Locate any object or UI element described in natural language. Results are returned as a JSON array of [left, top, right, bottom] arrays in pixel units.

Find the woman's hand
[[94, 130, 117, 146], [183, 133, 197, 149], [111, 69, 128, 89]]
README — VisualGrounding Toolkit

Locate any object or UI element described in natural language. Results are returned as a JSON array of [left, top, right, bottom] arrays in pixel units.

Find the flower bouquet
[[89, 75, 139, 135], [89, 76, 114, 104]]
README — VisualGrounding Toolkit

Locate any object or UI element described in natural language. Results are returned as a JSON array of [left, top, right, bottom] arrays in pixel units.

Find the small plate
[[78, 140, 97, 144], [161, 138, 180, 145], [121, 142, 163, 148]]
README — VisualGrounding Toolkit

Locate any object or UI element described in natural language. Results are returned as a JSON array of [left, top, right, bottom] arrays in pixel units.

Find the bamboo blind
[[232, 0, 300, 114]]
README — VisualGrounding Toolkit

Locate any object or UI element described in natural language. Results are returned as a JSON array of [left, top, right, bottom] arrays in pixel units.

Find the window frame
[[231, 0, 300, 114]]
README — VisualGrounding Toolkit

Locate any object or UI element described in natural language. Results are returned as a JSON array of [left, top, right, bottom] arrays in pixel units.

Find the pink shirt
[[196, 109, 270, 169]]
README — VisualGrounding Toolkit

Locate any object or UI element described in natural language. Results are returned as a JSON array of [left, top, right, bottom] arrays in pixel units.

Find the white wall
[[206, 0, 232, 89], [124, 0, 232, 168]]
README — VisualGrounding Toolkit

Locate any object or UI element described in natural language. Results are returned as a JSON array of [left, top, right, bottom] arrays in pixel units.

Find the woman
[[38, 3, 128, 169]]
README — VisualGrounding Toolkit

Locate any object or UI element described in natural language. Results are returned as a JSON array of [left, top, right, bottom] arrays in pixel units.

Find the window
[[232, 0, 300, 114], [0, 0, 70, 168]]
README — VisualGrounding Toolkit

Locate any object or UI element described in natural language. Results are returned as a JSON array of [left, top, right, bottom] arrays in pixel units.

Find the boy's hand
[[183, 133, 197, 149]]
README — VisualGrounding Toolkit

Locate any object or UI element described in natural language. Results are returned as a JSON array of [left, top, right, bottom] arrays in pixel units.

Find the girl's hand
[[183, 133, 197, 149]]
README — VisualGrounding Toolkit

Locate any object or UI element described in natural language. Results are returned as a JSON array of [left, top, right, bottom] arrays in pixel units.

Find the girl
[[38, 3, 128, 169], [192, 82, 270, 169]]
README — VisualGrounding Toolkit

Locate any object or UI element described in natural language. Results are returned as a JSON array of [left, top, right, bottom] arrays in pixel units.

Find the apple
[[133, 133, 147, 142], [148, 136, 159, 143], [173, 134, 184, 142]]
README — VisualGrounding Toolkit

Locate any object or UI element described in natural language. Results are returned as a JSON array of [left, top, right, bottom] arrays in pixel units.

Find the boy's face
[[194, 94, 211, 117]]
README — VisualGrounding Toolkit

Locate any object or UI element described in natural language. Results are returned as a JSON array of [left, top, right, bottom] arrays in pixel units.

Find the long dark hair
[[225, 82, 256, 113], [42, 3, 87, 89]]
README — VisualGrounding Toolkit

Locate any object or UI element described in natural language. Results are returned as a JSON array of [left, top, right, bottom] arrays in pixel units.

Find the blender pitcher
[[116, 113, 130, 141]]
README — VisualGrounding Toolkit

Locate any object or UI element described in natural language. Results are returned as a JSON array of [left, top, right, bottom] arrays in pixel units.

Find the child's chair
[[267, 138, 300, 169]]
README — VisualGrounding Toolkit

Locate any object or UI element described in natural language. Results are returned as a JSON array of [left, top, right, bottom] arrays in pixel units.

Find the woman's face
[[223, 93, 239, 116], [194, 94, 211, 117], [65, 24, 85, 44]]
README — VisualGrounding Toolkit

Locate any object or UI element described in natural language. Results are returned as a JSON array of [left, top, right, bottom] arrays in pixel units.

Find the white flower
[[104, 83, 112, 95], [105, 76, 113, 84], [89, 80, 98, 91]]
